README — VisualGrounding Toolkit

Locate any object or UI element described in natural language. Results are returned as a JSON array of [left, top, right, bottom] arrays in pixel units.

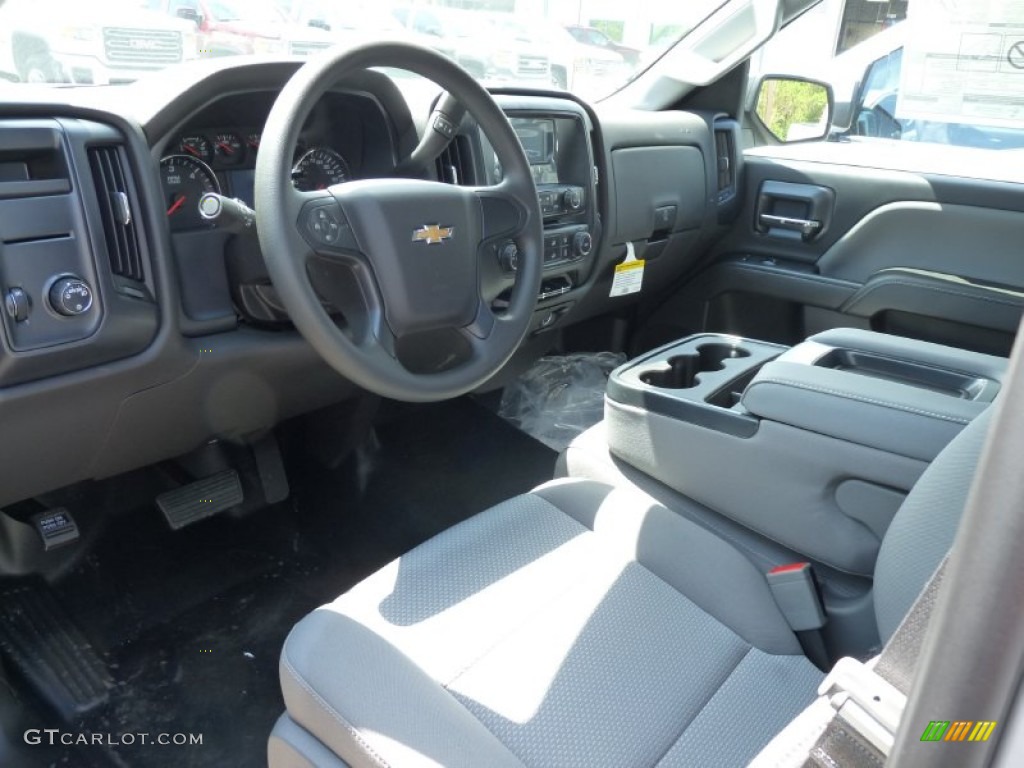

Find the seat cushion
[[278, 479, 823, 768]]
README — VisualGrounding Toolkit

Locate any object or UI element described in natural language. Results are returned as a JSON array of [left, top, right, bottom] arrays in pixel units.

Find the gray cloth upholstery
[[278, 481, 821, 768], [269, 714, 353, 768], [276, 401, 994, 767], [872, 408, 992, 642]]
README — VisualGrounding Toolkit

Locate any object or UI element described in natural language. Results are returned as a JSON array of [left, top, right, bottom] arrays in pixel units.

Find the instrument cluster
[[159, 128, 353, 231]]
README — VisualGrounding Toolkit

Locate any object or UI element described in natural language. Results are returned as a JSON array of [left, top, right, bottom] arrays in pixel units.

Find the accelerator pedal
[[156, 469, 243, 530], [0, 584, 113, 719]]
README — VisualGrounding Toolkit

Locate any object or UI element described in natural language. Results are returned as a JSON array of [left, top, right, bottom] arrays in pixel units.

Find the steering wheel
[[255, 42, 543, 402]]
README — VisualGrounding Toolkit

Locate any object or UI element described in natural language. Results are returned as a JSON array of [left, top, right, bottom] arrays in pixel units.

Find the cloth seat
[[271, 408, 992, 768]]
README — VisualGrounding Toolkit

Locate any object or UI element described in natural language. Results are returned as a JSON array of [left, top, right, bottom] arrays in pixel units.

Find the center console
[[601, 329, 1006, 577]]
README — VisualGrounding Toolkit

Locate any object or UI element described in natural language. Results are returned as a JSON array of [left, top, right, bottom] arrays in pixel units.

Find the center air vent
[[435, 136, 473, 185], [88, 145, 145, 283]]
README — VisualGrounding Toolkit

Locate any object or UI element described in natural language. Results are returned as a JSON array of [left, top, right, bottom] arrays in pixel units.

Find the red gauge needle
[[184, 145, 201, 158], [217, 142, 234, 155], [167, 196, 187, 216]]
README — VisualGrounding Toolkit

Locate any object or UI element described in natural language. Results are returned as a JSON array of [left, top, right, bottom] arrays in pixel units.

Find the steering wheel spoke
[[461, 298, 498, 341], [473, 182, 529, 241]]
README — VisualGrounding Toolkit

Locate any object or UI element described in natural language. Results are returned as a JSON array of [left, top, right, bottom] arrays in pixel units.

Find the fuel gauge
[[177, 134, 211, 163]]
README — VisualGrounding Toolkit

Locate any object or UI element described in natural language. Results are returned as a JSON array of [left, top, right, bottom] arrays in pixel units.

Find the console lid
[[741, 328, 1005, 462]]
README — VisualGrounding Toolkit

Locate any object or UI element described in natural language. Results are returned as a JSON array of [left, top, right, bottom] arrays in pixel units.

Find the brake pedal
[[156, 469, 243, 530], [0, 584, 113, 719]]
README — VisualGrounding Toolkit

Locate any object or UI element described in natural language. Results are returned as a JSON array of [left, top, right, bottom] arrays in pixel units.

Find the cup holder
[[639, 343, 751, 389]]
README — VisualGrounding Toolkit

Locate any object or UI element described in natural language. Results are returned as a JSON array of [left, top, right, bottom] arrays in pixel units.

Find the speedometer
[[160, 154, 220, 231], [291, 147, 351, 192]]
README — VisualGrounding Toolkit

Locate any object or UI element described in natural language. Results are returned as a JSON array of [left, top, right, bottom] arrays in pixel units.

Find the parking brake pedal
[[0, 584, 113, 719], [156, 469, 243, 530]]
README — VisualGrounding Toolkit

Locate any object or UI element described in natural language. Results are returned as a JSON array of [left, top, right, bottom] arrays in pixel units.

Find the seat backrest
[[872, 407, 993, 642]]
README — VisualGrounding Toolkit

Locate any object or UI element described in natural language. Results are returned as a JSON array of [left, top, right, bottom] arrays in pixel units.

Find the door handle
[[757, 214, 822, 237], [755, 181, 834, 242]]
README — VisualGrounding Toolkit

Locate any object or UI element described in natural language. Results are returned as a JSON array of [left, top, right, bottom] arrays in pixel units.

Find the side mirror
[[175, 7, 203, 26], [308, 19, 331, 32], [754, 75, 834, 143]]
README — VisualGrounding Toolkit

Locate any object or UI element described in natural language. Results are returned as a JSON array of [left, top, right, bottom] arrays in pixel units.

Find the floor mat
[[12, 398, 556, 768], [499, 351, 626, 452]]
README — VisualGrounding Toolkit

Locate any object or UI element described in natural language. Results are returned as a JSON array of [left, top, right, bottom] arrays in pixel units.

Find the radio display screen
[[510, 118, 558, 184]]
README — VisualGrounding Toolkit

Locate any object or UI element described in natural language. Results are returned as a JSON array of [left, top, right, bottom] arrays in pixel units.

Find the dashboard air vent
[[88, 145, 144, 283], [435, 136, 473, 185]]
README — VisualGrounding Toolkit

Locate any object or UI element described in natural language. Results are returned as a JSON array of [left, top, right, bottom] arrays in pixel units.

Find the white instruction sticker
[[898, 0, 1024, 127], [610, 242, 645, 297]]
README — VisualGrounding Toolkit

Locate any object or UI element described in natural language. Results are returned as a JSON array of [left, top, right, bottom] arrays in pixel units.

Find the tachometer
[[291, 147, 351, 191], [160, 154, 220, 231]]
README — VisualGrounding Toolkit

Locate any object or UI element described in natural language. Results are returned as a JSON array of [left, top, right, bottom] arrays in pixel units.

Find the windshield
[[206, 0, 286, 23], [0, 0, 728, 100]]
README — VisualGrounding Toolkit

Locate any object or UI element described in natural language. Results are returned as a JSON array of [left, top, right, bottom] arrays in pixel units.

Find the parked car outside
[[532, 20, 624, 94], [290, 0, 437, 52], [565, 24, 640, 65], [155, 0, 334, 58], [392, 6, 549, 86], [781, 21, 1024, 149], [0, 0, 198, 84]]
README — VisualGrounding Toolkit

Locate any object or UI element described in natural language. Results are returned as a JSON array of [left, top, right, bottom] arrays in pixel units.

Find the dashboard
[[0, 58, 734, 510]]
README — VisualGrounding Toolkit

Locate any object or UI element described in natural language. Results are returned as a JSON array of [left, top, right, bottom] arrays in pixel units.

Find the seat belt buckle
[[819, 657, 907, 756], [767, 562, 826, 631]]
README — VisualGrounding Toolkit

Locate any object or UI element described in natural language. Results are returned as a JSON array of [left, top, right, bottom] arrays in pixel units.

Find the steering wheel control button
[[498, 241, 520, 272], [433, 114, 456, 139], [48, 277, 93, 316], [300, 200, 357, 252], [5, 287, 31, 322]]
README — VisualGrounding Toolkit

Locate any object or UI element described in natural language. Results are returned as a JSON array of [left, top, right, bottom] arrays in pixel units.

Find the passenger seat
[[268, 407, 992, 767]]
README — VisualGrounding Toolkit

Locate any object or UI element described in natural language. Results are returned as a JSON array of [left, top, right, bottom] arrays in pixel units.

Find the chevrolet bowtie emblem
[[411, 224, 454, 245]]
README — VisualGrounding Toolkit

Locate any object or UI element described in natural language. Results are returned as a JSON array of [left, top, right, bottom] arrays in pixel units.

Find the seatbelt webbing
[[872, 558, 948, 695], [801, 557, 949, 768]]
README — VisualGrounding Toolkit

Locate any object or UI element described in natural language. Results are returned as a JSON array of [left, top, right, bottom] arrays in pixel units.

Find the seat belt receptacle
[[767, 562, 826, 631]]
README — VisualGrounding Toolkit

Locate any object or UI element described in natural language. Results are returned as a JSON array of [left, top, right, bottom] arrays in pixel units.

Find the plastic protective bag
[[499, 352, 626, 452]]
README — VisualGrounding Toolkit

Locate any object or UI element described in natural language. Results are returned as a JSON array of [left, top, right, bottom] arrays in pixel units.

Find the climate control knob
[[563, 187, 582, 211], [49, 277, 93, 317], [498, 241, 519, 272], [572, 231, 593, 258]]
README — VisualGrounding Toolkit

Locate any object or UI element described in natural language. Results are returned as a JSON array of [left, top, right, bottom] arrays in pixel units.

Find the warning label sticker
[[610, 244, 645, 297]]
